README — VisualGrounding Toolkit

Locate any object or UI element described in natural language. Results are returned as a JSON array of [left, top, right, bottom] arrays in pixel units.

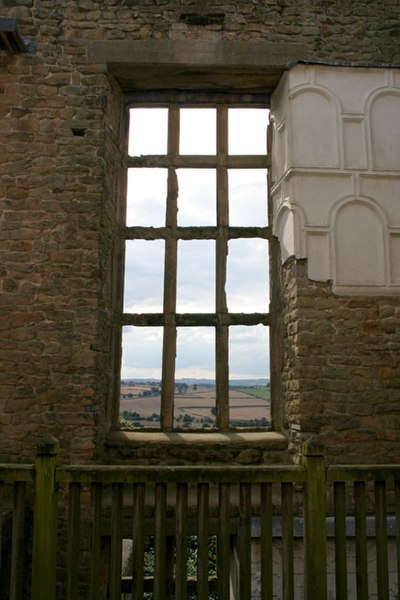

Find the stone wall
[[5, 0, 400, 62], [0, 0, 399, 464], [270, 64, 400, 463], [282, 259, 400, 463]]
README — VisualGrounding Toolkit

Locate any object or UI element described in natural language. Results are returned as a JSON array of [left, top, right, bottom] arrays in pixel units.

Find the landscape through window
[[119, 102, 271, 432]]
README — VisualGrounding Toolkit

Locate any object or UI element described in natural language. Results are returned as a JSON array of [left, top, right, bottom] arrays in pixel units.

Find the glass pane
[[175, 327, 216, 429], [229, 325, 270, 429], [180, 108, 216, 155], [229, 169, 267, 227], [120, 326, 162, 429], [126, 168, 167, 227], [177, 169, 216, 226], [228, 108, 268, 155], [177, 241, 215, 312], [129, 108, 168, 156], [124, 240, 164, 312], [226, 239, 269, 312]]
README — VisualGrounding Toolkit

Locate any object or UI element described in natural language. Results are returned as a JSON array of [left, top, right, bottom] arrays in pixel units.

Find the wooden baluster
[[89, 483, 102, 600], [0, 482, 3, 584], [176, 483, 188, 600], [239, 483, 251, 600], [132, 482, 145, 600], [154, 483, 167, 600], [218, 483, 230, 600], [10, 481, 26, 600], [197, 483, 209, 600], [334, 482, 348, 600], [281, 482, 294, 600], [110, 483, 123, 600], [375, 481, 389, 600], [67, 482, 81, 600], [395, 482, 400, 597], [260, 482, 273, 600], [354, 481, 368, 600]]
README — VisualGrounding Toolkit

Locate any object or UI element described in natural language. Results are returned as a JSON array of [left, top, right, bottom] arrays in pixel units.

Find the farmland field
[[120, 382, 271, 430]]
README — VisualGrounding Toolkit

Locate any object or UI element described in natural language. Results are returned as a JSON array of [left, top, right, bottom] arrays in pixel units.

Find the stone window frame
[[118, 91, 271, 433], [89, 39, 303, 445]]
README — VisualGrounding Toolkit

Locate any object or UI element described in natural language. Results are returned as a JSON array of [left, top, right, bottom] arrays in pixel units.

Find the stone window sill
[[106, 430, 288, 449]]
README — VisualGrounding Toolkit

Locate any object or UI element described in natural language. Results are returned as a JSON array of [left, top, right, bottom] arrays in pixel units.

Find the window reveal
[[119, 101, 271, 432]]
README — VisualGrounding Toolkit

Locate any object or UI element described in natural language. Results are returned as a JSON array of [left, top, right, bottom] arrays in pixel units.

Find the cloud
[[177, 240, 215, 312], [229, 169, 267, 226], [126, 169, 167, 227], [177, 169, 216, 226], [122, 326, 163, 379], [229, 325, 270, 379], [228, 109, 268, 155], [124, 240, 164, 312], [129, 108, 168, 156], [121, 325, 270, 380], [180, 109, 216, 155], [226, 238, 269, 312], [176, 327, 215, 379]]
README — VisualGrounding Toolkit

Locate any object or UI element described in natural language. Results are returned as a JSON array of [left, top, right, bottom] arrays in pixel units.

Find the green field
[[232, 386, 271, 401]]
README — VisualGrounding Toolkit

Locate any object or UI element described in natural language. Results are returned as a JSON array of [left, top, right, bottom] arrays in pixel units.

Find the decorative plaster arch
[[288, 85, 341, 168], [273, 201, 306, 263], [365, 88, 400, 171], [330, 196, 387, 287]]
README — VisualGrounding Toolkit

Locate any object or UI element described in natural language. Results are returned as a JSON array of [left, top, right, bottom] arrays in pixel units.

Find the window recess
[[118, 96, 272, 433]]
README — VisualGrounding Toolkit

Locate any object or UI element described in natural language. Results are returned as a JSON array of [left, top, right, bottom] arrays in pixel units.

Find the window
[[117, 95, 271, 432]]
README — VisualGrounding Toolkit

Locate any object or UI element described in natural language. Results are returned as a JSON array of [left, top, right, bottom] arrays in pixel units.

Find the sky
[[121, 107, 270, 381]]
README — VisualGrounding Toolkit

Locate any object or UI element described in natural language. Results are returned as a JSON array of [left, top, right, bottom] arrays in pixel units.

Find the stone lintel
[[88, 40, 309, 91]]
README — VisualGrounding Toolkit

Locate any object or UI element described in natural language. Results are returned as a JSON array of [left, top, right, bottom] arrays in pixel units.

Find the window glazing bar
[[161, 107, 179, 430], [216, 106, 229, 430]]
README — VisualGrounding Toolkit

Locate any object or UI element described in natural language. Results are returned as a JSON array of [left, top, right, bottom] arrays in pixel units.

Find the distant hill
[[122, 378, 270, 387]]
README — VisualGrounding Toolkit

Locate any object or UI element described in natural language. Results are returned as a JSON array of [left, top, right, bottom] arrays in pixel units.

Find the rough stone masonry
[[0, 0, 399, 466]]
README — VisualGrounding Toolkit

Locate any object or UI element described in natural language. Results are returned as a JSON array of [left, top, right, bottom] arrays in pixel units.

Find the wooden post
[[303, 437, 327, 600], [31, 434, 59, 600]]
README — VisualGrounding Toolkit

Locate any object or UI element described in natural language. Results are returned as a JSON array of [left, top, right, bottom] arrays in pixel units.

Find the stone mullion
[[216, 106, 229, 430], [161, 107, 179, 430]]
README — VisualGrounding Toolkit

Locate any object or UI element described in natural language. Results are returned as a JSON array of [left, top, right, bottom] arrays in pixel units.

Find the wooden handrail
[[56, 464, 306, 484]]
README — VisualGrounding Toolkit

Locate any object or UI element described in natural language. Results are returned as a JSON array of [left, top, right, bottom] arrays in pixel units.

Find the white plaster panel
[[370, 92, 400, 170], [359, 176, 400, 225], [306, 231, 331, 281], [290, 89, 339, 168], [334, 201, 385, 286], [270, 64, 400, 295], [394, 71, 400, 88], [342, 119, 367, 169], [390, 234, 400, 284], [316, 67, 385, 113], [289, 173, 353, 225]]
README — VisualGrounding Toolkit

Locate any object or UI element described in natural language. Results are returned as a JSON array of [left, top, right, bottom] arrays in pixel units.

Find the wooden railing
[[1, 436, 400, 599], [0, 463, 34, 600], [327, 465, 400, 600]]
